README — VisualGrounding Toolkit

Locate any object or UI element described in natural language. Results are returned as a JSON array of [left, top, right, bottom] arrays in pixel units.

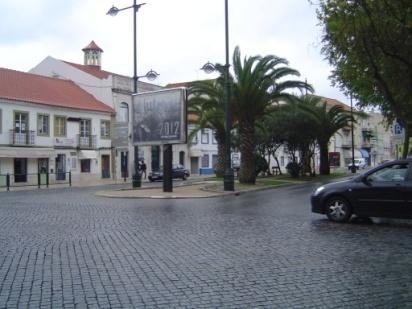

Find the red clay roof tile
[[63, 61, 112, 79], [0, 67, 114, 114], [82, 40, 103, 52]]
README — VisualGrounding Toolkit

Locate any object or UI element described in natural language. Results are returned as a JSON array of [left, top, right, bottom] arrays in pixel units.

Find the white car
[[348, 158, 367, 170]]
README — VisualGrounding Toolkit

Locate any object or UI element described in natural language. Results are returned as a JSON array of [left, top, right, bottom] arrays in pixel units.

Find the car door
[[402, 163, 412, 218], [352, 162, 409, 218]]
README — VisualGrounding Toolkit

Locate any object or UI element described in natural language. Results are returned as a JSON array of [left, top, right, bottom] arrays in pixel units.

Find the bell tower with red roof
[[82, 40, 103, 67]]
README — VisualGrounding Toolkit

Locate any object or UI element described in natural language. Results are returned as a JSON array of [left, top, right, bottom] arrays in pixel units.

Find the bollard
[[132, 172, 142, 188], [6, 173, 10, 191]]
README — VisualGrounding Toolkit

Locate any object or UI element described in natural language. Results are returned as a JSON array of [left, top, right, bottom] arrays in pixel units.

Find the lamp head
[[200, 62, 216, 74], [145, 69, 159, 81], [107, 6, 119, 16]]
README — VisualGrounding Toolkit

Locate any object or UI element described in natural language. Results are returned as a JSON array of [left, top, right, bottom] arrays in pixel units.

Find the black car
[[311, 159, 412, 222], [148, 164, 190, 182]]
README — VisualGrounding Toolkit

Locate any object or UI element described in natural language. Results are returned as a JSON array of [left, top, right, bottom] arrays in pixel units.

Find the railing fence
[[0, 171, 72, 191]]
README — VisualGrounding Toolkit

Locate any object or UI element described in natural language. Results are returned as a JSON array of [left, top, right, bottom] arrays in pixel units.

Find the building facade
[[0, 68, 114, 187], [30, 41, 165, 180]]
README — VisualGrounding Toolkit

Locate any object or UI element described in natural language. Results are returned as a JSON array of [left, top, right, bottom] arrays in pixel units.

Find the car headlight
[[314, 186, 325, 196]]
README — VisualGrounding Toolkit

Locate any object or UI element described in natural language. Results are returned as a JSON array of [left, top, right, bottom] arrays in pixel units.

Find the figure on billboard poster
[[132, 88, 186, 145]]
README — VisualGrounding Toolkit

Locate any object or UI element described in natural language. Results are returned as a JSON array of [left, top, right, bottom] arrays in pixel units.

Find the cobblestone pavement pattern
[[0, 183, 412, 308]]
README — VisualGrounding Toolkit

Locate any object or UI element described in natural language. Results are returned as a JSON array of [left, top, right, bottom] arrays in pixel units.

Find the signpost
[[132, 88, 187, 192]]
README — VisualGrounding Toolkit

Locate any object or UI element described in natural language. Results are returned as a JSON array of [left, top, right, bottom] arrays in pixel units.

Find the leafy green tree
[[273, 101, 318, 176], [188, 79, 226, 177], [255, 116, 285, 175], [231, 47, 313, 184], [316, 0, 412, 157], [297, 96, 354, 175]]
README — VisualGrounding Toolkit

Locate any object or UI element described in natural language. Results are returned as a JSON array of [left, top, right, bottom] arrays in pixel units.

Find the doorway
[[56, 154, 66, 180], [179, 151, 185, 166], [121, 151, 128, 178], [190, 157, 199, 175], [38, 158, 49, 185], [14, 158, 27, 182], [101, 155, 110, 178]]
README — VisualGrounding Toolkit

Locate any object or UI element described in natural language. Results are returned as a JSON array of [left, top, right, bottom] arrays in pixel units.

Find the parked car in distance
[[148, 164, 190, 182], [347, 158, 367, 170], [311, 159, 412, 222]]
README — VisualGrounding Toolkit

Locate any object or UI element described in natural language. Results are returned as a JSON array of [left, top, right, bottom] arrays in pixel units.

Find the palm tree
[[297, 96, 355, 175], [188, 78, 226, 177], [231, 47, 313, 184]]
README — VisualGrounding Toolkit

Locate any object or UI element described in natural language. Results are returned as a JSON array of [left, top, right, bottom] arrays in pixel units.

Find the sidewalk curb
[[95, 181, 303, 199]]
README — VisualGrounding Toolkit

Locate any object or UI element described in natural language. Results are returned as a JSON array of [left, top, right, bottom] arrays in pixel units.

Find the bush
[[255, 154, 269, 176], [286, 162, 300, 178]]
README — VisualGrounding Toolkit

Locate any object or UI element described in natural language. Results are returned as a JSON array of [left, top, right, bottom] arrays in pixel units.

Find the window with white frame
[[201, 154, 209, 167], [190, 132, 198, 144], [118, 102, 129, 123], [81, 159, 91, 173], [37, 114, 50, 136], [54, 116, 66, 137], [71, 157, 77, 170], [201, 129, 209, 144], [0, 109, 2, 134], [100, 120, 111, 139], [80, 119, 91, 137], [212, 130, 218, 144]]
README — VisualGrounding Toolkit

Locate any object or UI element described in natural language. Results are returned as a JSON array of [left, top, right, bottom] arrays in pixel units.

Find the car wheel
[[182, 175, 187, 180], [325, 196, 352, 223]]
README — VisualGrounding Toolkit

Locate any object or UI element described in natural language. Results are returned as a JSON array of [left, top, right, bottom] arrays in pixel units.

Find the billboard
[[132, 88, 187, 145]]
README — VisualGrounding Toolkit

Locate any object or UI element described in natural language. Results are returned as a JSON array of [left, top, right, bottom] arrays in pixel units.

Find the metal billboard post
[[132, 88, 187, 193], [163, 144, 173, 192]]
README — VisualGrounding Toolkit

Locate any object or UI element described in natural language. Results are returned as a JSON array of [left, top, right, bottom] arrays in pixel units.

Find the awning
[[360, 149, 370, 158], [78, 150, 98, 159], [0, 147, 55, 158]]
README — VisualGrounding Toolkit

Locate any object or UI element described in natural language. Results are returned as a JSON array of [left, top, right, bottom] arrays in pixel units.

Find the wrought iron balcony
[[77, 135, 97, 149], [9, 130, 35, 146]]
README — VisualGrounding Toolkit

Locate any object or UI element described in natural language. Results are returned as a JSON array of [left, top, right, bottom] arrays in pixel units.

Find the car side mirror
[[361, 176, 372, 186]]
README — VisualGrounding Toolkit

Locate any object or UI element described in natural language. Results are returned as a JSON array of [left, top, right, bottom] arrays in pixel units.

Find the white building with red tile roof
[[31, 41, 164, 181], [0, 68, 115, 188]]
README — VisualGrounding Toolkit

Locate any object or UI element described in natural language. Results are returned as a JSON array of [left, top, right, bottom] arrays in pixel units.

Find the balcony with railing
[[77, 135, 97, 149], [9, 130, 35, 146]]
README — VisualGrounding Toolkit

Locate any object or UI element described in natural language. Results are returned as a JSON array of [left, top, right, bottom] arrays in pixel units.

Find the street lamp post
[[201, 0, 234, 191], [107, 2, 158, 188], [350, 93, 356, 173]]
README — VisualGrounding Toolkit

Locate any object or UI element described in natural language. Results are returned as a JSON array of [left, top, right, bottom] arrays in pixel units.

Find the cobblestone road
[[0, 183, 412, 308]]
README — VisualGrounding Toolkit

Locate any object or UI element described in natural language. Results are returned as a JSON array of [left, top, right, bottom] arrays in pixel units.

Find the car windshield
[[367, 163, 408, 182]]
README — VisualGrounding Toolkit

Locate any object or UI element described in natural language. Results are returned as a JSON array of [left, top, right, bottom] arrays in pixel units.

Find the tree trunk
[[239, 122, 256, 184], [266, 150, 271, 175], [318, 141, 330, 175], [274, 156, 282, 175], [215, 134, 226, 178], [402, 124, 410, 159]]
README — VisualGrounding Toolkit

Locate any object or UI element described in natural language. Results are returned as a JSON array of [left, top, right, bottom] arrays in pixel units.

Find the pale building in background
[[0, 68, 114, 187], [30, 41, 164, 180]]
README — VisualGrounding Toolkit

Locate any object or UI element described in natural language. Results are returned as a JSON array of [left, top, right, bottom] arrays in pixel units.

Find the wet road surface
[[0, 181, 411, 308]]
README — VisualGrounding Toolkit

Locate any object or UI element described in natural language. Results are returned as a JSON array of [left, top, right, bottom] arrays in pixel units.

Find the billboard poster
[[328, 152, 341, 167], [132, 88, 187, 145]]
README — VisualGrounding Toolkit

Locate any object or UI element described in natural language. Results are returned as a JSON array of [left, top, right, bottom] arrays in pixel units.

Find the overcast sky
[[0, 0, 351, 105]]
